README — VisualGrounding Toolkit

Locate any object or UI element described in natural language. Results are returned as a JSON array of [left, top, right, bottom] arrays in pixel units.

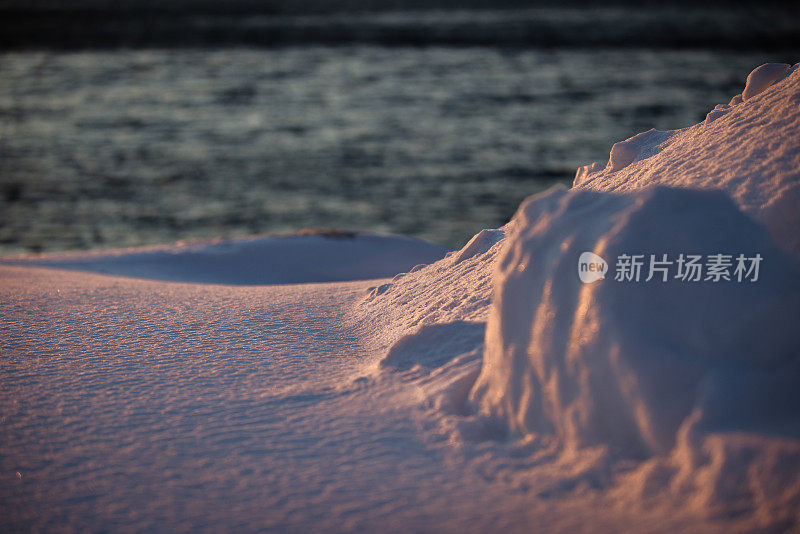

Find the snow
[[607, 129, 675, 172], [2, 62, 800, 532], [0, 232, 449, 285], [742, 63, 792, 101], [574, 62, 800, 257], [469, 185, 800, 523], [706, 62, 792, 124]]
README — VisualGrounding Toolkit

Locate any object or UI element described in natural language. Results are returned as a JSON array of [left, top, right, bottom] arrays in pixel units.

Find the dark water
[[3, 6, 799, 49], [0, 46, 796, 252]]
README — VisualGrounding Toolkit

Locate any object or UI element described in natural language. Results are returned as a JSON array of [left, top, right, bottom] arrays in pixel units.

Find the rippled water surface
[[0, 47, 790, 251]]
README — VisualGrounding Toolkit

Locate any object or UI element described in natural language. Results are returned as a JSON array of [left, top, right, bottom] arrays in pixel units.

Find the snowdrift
[[471, 184, 800, 455], [467, 185, 800, 522], [461, 64, 800, 525], [3, 62, 799, 532], [1, 232, 448, 285], [368, 63, 800, 528]]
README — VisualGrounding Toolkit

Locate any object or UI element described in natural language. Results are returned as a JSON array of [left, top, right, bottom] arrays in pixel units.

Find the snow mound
[[3, 59, 799, 532], [607, 129, 675, 172], [471, 185, 800, 451], [743, 62, 792, 100], [467, 184, 800, 523], [574, 62, 800, 256], [0, 233, 448, 285]]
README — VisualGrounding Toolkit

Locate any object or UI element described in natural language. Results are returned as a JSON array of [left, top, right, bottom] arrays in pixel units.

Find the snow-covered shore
[[2, 63, 799, 532]]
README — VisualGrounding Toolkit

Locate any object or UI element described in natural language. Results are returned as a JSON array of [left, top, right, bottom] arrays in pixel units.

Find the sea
[[1, 6, 798, 252]]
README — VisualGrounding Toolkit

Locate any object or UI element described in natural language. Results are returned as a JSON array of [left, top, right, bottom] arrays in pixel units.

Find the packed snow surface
[[0, 233, 449, 285], [2, 63, 800, 532]]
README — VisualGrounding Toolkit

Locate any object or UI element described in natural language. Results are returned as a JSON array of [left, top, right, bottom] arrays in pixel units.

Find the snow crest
[[573, 63, 800, 257], [370, 63, 800, 527]]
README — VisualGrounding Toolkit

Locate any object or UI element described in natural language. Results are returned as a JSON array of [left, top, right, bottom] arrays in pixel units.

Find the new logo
[[578, 252, 608, 283]]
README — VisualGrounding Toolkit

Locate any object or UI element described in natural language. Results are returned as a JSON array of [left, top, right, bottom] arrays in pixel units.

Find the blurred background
[[0, 0, 798, 253]]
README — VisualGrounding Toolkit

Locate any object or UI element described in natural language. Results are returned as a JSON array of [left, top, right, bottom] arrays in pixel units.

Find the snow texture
[[469, 185, 800, 525], [2, 61, 800, 532], [0, 233, 448, 285], [574, 63, 800, 257]]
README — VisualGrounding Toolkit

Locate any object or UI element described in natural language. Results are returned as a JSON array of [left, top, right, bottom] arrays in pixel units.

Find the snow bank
[[471, 186, 800, 451], [3, 61, 799, 532], [574, 63, 800, 256], [1, 232, 448, 285], [456, 62, 800, 526]]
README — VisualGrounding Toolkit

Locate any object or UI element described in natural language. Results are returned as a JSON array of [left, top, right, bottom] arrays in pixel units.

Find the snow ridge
[[372, 62, 800, 530], [573, 63, 800, 257]]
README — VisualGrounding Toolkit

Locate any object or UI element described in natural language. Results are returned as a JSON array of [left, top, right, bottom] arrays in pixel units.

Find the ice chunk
[[452, 228, 505, 264], [573, 160, 606, 186], [607, 129, 674, 172], [742, 62, 791, 100]]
